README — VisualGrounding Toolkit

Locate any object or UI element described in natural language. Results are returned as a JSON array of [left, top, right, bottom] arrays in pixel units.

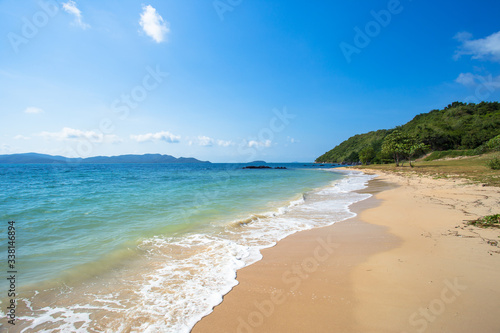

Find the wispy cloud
[[217, 139, 234, 147], [455, 72, 500, 88], [193, 136, 234, 147], [130, 131, 180, 143], [62, 1, 90, 30], [248, 140, 272, 148], [198, 135, 214, 147], [455, 72, 476, 86], [14, 135, 30, 140], [139, 5, 169, 43], [40, 127, 121, 143], [454, 30, 500, 62], [24, 106, 43, 114]]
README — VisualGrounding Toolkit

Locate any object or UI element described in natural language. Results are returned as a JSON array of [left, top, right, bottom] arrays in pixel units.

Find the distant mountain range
[[0, 153, 210, 164]]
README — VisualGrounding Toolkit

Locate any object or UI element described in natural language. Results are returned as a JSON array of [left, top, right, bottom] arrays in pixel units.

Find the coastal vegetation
[[353, 152, 500, 187], [488, 157, 500, 170], [380, 130, 428, 167], [316, 102, 500, 165], [467, 214, 500, 228]]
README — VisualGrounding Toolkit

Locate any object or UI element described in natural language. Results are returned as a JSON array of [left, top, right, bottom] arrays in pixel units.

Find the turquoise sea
[[0, 163, 374, 332]]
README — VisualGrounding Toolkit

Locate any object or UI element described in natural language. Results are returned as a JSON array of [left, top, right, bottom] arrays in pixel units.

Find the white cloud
[[248, 140, 272, 148], [62, 1, 90, 29], [454, 30, 500, 62], [455, 73, 476, 86], [40, 127, 122, 143], [217, 139, 234, 147], [24, 106, 43, 114], [287, 136, 298, 144], [130, 131, 180, 143], [14, 135, 30, 140], [193, 136, 234, 147], [198, 135, 214, 147], [455, 73, 500, 88], [139, 5, 169, 43]]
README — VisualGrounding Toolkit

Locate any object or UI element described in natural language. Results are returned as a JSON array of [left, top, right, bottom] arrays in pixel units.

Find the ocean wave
[[228, 194, 306, 228], [11, 169, 376, 333]]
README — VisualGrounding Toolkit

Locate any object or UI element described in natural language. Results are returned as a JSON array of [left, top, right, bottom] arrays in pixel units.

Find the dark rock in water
[[242, 166, 287, 170], [242, 165, 272, 169]]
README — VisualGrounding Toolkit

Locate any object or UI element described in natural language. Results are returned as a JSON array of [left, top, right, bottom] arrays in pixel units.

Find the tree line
[[316, 101, 500, 165]]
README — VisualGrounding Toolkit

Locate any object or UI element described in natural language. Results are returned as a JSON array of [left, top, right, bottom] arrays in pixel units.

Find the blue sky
[[1, 0, 500, 162]]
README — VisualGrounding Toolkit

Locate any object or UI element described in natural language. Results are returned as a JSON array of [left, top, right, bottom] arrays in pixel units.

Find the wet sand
[[192, 170, 500, 333]]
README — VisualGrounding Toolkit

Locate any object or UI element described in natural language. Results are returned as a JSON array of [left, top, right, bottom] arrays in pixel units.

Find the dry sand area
[[192, 169, 500, 333]]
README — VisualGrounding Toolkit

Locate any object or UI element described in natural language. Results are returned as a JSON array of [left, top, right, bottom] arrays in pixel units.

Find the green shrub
[[467, 214, 500, 228], [487, 157, 500, 170], [486, 135, 500, 151], [472, 144, 488, 155]]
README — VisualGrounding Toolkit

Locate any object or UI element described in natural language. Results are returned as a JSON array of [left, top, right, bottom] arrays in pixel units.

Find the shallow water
[[0, 163, 373, 332]]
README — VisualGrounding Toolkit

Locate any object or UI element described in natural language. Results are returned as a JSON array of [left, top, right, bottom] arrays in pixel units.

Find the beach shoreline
[[192, 169, 500, 333], [1, 165, 368, 332]]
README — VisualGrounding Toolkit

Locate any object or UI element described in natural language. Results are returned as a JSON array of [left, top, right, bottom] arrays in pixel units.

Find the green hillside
[[316, 101, 500, 163]]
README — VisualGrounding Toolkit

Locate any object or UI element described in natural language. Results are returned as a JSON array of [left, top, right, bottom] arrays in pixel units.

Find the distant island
[[242, 165, 287, 169], [0, 153, 210, 164], [316, 101, 500, 164]]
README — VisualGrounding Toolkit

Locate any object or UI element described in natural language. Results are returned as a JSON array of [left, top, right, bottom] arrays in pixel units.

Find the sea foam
[[12, 169, 375, 332]]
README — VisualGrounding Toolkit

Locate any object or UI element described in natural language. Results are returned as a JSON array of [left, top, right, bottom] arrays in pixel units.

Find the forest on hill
[[316, 102, 500, 164]]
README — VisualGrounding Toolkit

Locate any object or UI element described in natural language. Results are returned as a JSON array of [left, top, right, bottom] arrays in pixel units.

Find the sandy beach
[[192, 169, 500, 333]]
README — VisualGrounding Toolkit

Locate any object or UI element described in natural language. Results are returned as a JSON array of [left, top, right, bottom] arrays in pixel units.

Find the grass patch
[[424, 150, 477, 161], [467, 214, 500, 228], [352, 152, 500, 187]]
